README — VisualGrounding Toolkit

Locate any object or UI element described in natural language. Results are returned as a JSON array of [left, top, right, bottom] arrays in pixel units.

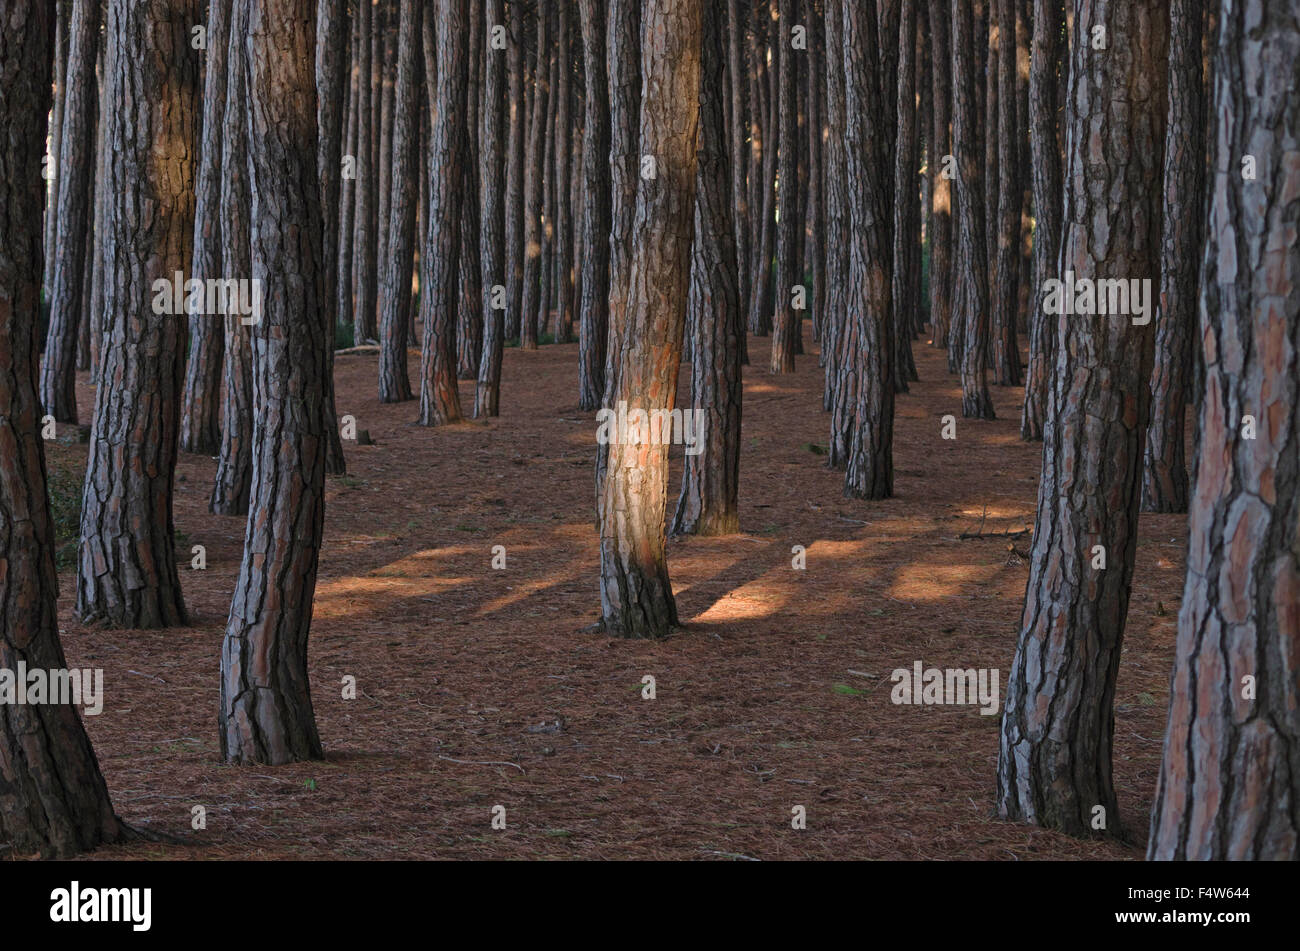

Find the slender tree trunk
[[890, 0, 919, 391], [219, 0, 331, 766], [997, 0, 1168, 837], [418, 0, 469, 426], [378, 0, 421, 403], [552, 0, 574, 344], [1148, 0, 1300, 858], [519, 0, 551, 351], [43, 0, 71, 308], [576, 0, 611, 410], [475, 0, 508, 417], [1020, 0, 1064, 439], [376, 0, 397, 282], [950, 0, 994, 419], [747, 5, 777, 339], [0, 0, 128, 860], [990, 0, 1023, 386], [210, 0, 254, 517], [77, 0, 198, 629], [769, 0, 799, 373], [840, 0, 894, 499], [88, 47, 109, 379], [337, 6, 360, 342], [457, 0, 484, 377], [179, 0, 228, 457], [727, 0, 751, 360], [504, 0, 526, 341], [671, 0, 741, 538], [315, 0, 348, 474], [537, 25, 559, 341], [822, 0, 850, 421], [41, 0, 103, 424], [1141, 0, 1205, 513], [352, 0, 378, 343], [805, 1, 824, 347], [598, 0, 700, 638], [926, 0, 952, 356]]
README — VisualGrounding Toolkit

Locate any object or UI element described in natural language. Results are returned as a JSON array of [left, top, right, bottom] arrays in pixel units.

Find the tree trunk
[[924, 0, 953, 358], [1141, 0, 1205, 513], [890, 0, 919, 391], [0, 0, 127, 860], [42, 0, 103, 425], [598, 0, 700, 638], [210, 0, 254, 518], [457, 0, 484, 378], [519, 1, 551, 351], [1020, 0, 1064, 439], [43, 0, 71, 308], [990, 0, 1023, 386], [768, 0, 799, 373], [822, 0, 850, 421], [671, 0, 741, 538], [552, 0, 574, 344], [376, 0, 397, 284], [337, 6, 360, 344], [378, 0, 421, 403], [316, 0, 348, 474], [950, 0, 994, 419], [179, 0, 229, 458], [747, 6, 777, 339], [77, 0, 198, 629], [576, 0, 611, 410], [997, 0, 1167, 837], [504, 0, 526, 342], [352, 0, 378, 343], [1148, 0, 1300, 859], [475, 0, 508, 418], [727, 0, 751, 361], [219, 0, 331, 766], [418, 0, 469, 426]]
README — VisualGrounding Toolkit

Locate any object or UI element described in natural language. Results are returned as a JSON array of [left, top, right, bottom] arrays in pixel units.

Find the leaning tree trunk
[[840, 0, 894, 500], [0, 0, 127, 860], [950, 0, 994, 419], [997, 0, 1168, 838], [597, 0, 700, 638], [1141, 0, 1205, 513], [210, 0, 254, 518], [77, 0, 198, 629], [316, 0, 349, 474], [219, 0, 331, 766], [671, 0, 741, 538], [926, 0, 952, 356], [377, 0, 420, 404], [418, 0, 469, 426], [475, 0, 508, 418], [179, 0, 229, 455], [576, 0, 611, 409], [1148, 0, 1300, 859], [990, 0, 1022, 386], [768, 0, 799, 374], [41, 0, 103, 425], [1020, 0, 1064, 439]]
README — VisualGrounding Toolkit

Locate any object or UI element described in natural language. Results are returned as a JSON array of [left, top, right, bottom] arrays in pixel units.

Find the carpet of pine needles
[[45, 327, 1186, 860]]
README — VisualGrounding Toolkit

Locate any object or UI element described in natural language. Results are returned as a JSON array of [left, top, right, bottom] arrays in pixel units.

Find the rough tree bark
[[0, 0, 127, 860], [890, 0, 919, 391], [76, 0, 198, 629], [418, 0, 469, 426], [990, 0, 1022, 386], [457, 0, 484, 378], [475, 0, 508, 418], [378, 0, 420, 404], [769, 0, 799, 373], [576, 0, 611, 410], [519, 0, 551, 351], [997, 0, 1167, 837], [950, 0, 994, 419], [822, 0, 851, 428], [1148, 0, 1300, 859], [219, 0, 331, 766], [41, 0, 103, 425], [840, 0, 894, 499], [597, 0, 700, 638], [727, 0, 750, 361], [316, 0, 348, 474], [504, 0, 526, 341], [1020, 0, 1064, 440], [352, 0, 378, 343], [671, 0, 741, 538], [552, 0, 574, 344], [1141, 0, 1206, 513], [210, 0, 254, 518], [926, 0, 953, 356]]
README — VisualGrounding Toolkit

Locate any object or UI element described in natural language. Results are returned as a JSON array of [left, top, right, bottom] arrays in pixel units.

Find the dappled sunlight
[[890, 562, 1002, 602]]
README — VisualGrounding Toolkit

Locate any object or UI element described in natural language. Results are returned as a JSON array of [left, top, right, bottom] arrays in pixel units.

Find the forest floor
[[48, 327, 1187, 860]]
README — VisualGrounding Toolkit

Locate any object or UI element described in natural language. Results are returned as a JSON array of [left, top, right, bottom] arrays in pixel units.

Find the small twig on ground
[[436, 755, 525, 774]]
